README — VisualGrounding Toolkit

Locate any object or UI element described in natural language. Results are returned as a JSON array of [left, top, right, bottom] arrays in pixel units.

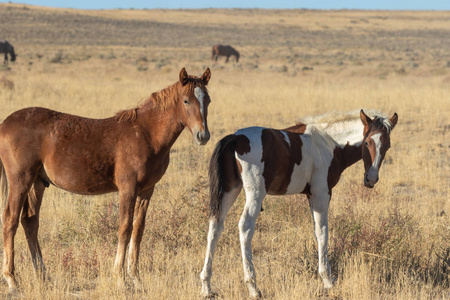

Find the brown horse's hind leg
[[2, 172, 36, 291], [127, 188, 153, 288], [21, 180, 46, 278], [113, 187, 137, 288]]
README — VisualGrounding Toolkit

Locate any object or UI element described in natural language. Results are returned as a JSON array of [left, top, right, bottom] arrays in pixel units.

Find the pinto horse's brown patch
[[261, 128, 303, 195]]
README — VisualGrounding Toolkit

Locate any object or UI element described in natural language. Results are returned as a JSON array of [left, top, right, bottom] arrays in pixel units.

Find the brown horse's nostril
[[197, 131, 210, 144]]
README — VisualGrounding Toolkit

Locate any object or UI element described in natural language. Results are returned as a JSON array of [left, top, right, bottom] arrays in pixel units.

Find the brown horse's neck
[[135, 83, 184, 152]]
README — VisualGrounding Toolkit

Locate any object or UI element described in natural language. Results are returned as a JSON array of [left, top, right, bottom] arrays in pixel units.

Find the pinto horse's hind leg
[[127, 188, 153, 289], [238, 187, 265, 299], [21, 179, 46, 278], [200, 185, 242, 297], [2, 169, 37, 291]]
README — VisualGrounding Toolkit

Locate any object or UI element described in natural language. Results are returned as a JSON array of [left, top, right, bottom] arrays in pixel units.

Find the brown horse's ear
[[389, 113, 398, 130], [179, 67, 189, 86], [201, 68, 211, 85], [360, 109, 373, 127]]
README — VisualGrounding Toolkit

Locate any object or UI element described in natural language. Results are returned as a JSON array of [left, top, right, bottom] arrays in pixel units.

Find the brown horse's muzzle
[[194, 129, 210, 145]]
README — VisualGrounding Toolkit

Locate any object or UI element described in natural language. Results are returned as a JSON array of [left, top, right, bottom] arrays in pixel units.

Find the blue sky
[[3, 1, 450, 10]]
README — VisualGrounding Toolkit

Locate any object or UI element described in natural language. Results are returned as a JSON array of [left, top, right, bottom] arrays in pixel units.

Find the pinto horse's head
[[178, 67, 211, 145], [360, 110, 398, 188]]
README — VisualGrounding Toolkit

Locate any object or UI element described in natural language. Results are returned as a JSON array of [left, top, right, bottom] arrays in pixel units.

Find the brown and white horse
[[211, 45, 240, 63], [0, 67, 211, 292], [200, 109, 398, 298]]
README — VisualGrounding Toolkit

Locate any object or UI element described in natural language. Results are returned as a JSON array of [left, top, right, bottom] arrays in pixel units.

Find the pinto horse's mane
[[115, 77, 208, 123], [298, 109, 393, 132], [295, 110, 394, 148]]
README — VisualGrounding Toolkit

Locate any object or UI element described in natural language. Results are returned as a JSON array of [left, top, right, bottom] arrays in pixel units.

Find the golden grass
[[0, 4, 449, 299]]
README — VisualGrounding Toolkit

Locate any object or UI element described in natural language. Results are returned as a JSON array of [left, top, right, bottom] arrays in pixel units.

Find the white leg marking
[[239, 188, 265, 299], [309, 193, 334, 288], [200, 186, 241, 297]]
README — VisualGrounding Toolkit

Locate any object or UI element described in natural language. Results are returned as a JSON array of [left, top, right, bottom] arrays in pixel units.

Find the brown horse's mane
[[115, 77, 207, 123]]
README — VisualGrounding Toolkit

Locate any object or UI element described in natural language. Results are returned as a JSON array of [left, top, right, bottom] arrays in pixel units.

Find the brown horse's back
[[0, 107, 122, 195]]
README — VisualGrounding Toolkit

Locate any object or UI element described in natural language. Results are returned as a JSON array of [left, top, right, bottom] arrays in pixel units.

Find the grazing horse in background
[[0, 67, 212, 292], [0, 41, 16, 64], [200, 110, 398, 298], [212, 44, 240, 63]]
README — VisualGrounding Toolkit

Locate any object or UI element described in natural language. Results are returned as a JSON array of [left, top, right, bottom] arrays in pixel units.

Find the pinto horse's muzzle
[[364, 167, 379, 188]]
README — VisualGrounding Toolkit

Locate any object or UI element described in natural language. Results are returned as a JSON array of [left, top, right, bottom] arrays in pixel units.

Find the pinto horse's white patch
[[194, 87, 206, 127]]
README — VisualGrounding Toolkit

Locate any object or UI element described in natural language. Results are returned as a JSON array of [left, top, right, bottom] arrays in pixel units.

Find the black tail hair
[[208, 134, 240, 219]]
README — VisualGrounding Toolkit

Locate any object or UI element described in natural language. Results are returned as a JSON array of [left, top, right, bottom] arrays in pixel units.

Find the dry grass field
[[0, 3, 449, 299]]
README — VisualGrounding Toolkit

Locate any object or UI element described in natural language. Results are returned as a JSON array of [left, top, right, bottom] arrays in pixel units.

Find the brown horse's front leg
[[113, 188, 137, 289], [127, 188, 153, 289]]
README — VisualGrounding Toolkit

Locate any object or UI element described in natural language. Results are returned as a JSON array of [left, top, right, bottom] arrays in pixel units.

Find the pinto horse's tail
[[208, 134, 242, 219], [0, 159, 8, 225]]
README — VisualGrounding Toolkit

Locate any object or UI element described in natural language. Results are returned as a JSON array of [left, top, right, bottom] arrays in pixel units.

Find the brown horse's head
[[178, 67, 211, 145], [360, 110, 398, 188]]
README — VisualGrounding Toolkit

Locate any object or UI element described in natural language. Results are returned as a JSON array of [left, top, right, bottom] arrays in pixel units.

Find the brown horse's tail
[[0, 159, 8, 225], [209, 134, 242, 219]]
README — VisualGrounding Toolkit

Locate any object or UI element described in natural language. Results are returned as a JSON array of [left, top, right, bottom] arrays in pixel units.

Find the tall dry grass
[[0, 5, 449, 299]]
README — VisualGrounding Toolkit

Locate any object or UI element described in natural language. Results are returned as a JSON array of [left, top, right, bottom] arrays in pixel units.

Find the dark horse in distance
[[0, 67, 212, 292], [212, 45, 239, 63], [0, 41, 16, 64]]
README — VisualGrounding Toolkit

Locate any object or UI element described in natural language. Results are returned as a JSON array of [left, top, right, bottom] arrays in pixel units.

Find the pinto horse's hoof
[[250, 289, 262, 299], [201, 291, 218, 299]]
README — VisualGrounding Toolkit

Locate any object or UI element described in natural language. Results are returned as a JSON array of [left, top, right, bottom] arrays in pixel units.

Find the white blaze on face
[[367, 132, 382, 184], [371, 133, 382, 169], [194, 87, 206, 128]]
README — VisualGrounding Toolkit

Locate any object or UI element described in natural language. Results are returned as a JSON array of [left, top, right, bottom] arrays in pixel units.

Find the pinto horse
[[211, 45, 240, 63], [0, 41, 16, 64], [0, 67, 211, 292], [200, 110, 398, 298]]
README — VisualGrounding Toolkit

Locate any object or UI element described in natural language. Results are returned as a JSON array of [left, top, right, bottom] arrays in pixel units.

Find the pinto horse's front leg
[[127, 189, 153, 289], [309, 192, 334, 288], [114, 188, 137, 289]]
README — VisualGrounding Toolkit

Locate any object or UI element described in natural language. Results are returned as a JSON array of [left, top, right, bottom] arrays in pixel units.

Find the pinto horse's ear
[[179, 67, 189, 86], [389, 113, 398, 130], [360, 109, 373, 127], [201, 68, 211, 85]]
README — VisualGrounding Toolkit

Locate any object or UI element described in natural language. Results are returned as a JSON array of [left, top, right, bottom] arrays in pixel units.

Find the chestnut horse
[[0, 67, 211, 292], [0, 41, 16, 64], [200, 110, 398, 298], [212, 45, 240, 63]]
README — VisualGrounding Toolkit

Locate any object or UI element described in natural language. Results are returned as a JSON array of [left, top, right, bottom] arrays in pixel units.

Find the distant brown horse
[[0, 41, 16, 64], [0, 67, 211, 292], [212, 45, 240, 63]]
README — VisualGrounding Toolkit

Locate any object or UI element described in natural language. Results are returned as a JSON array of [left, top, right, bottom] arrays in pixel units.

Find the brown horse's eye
[[184, 99, 190, 105], [365, 141, 369, 147]]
